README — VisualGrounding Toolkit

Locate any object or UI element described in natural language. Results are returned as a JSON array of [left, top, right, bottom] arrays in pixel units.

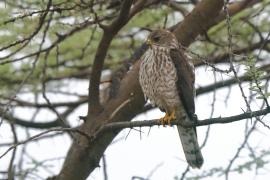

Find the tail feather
[[176, 110, 204, 168], [177, 125, 203, 168]]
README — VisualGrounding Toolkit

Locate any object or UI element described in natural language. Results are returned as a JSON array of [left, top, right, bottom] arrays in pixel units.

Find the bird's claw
[[159, 111, 176, 126]]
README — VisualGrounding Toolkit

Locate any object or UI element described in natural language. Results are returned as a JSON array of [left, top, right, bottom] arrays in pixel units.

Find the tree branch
[[2, 107, 269, 174], [214, 0, 261, 24], [194, 40, 270, 66], [95, 107, 270, 132], [172, 0, 224, 46], [196, 74, 270, 96], [0, 106, 76, 129], [87, 0, 135, 115]]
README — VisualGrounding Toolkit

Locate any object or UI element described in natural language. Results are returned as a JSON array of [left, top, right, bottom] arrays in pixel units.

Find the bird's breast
[[139, 47, 179, 109]]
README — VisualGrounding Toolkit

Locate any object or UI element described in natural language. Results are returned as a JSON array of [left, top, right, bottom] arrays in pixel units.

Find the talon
[[159, 110, 176, 126], [167, 110, 176, 126], [159, 113, 169, 126]]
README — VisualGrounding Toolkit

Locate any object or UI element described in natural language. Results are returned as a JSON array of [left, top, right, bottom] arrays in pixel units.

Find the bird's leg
[[159, 110, 176, 126], [159, 112, 169, 126], [167, 110, 176, 126]]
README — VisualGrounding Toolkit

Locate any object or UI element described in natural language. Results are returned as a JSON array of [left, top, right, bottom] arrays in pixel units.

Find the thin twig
[[0, 127, 91, 160]]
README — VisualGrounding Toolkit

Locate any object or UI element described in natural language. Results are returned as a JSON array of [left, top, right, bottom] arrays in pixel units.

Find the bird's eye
[[152, 35, 160, 42]]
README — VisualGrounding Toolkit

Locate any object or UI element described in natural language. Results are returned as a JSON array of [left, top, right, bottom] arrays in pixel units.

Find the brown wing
[[170, 48, 195, 120]]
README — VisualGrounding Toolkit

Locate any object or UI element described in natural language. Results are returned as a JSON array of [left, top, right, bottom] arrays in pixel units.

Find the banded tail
[[176, 110, 204, 168]]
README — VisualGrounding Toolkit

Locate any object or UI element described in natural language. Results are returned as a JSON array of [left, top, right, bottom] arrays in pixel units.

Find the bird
[[139, 29, 203, 168]]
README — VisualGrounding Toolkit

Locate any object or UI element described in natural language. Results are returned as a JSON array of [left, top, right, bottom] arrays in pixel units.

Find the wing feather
[[170, 48, 195, 120]]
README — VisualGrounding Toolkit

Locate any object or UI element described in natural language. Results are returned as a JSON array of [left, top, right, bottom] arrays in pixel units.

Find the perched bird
[[139, 29, 203, 168]]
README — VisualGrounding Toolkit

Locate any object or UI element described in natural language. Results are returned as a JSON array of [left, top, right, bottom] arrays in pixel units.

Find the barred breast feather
[[139, 46, 179, 111]]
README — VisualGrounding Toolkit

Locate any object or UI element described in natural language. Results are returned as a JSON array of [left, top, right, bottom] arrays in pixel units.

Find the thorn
[[79, 116, 87, 122]]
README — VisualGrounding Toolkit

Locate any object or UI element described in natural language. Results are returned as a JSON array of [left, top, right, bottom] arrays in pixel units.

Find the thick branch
[[87, 0, 134, 115], [170, 0, 261, 44], [214, 0, 261, 24], [172, 0, 223, 46], [0, 97, 87, 108], [1, 106, 76, 129]]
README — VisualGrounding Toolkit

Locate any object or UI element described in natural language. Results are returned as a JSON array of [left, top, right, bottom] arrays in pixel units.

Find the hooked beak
[[146, 38, 152, 48]]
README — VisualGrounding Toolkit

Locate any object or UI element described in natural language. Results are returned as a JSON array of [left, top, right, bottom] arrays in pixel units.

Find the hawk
[[139, 29, 203, 168]]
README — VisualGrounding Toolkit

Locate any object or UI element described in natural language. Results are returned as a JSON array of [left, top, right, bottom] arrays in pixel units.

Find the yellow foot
[[159, 110, 176, 126]]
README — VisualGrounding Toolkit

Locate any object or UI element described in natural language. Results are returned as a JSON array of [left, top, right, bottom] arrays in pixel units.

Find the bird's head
[[146, 29, 178, 49]]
